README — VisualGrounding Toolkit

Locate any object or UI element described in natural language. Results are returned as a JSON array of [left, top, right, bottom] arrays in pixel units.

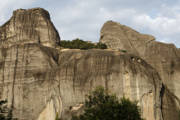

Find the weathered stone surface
[[100, 21, 155, 56], [0, 8, 60, 48], [100, 20, 180, 100], [0, 45, 168, 120], [161, 85, 180, 120], [57, 49, 165, 120], [0, 44, 61, 120], [0, 9, 179, 120]]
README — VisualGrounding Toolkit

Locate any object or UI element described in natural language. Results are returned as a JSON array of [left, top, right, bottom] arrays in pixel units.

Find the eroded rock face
[[100, 21, 155, 56], [0, 8, 60, 48], [57, 49, 165, 120], [0, 45, 167, 120], [0, 44, 61, 120], [100, 21, 180, 100], [0, 9, 179, 120]]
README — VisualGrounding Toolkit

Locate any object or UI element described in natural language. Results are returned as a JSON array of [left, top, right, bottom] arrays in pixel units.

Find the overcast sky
[[0, 0, 180, 48]]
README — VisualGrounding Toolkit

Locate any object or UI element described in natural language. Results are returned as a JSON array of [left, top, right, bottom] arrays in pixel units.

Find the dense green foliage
[[0, 100, 7, 120], [60, 39, 107, 49], [55, 112, 61, 120], [72, 87, 143, 120], [0, 100, 16, 120]]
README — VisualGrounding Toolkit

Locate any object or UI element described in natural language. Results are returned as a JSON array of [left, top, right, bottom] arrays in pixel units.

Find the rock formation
[[0, 8, 60, 48], [100, 20, 180, 100], [0, 8, 179, 120]]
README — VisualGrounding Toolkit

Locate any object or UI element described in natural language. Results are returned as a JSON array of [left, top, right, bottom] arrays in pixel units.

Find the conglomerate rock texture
[[0, 8, 179, 120]]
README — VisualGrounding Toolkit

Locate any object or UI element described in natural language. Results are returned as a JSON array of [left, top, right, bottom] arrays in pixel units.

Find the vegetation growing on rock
[[0, 100, 15, 120], [71, 87, 143, 120], [60, 38, 107, 49], [0, 100, 7, 120]]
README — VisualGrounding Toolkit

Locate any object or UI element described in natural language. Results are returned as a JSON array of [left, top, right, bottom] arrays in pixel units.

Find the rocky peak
[[0, 8, 60, 48], [100, 20, 180, 102], [13, 8, 50, 17], [100, 20, 155, 56]]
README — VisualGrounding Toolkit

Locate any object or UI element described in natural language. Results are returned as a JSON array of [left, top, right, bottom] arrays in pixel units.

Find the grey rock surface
[[0, 44, 60, 120], [100, 20, 180, 100], [56, 49, 168, 120], [0, 9, 179, 120], [0, 8, 60, 48]]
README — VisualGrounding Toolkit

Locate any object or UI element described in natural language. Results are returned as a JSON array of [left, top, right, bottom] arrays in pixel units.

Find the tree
[[95, 42, 107, 49], [0, 100, 7, 120], [0, 100, 16, 120], [72, 87, 143, 120], [55, 112, 60, 120], [59, 39, 107, 50]]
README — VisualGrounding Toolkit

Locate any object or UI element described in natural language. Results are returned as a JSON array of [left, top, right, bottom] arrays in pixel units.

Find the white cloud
[[0, 0, 36, 25], [0, 0, 180, 47], [129, 5, 180, 46], [50, 0, 180, 47]]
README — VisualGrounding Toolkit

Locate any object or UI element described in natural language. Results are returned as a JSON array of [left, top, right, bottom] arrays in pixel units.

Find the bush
[[60, 39, 107, 50], [55, 112, 60, 120], [95, 42, 107, 49], [72, 87, 143, 120], [0, 100, 7, 120], [0, 100, 16, 120]]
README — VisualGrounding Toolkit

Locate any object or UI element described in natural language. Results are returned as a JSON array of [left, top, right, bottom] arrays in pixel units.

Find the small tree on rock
[[72, 87, 143, 120], [0, 100, 16, 120]]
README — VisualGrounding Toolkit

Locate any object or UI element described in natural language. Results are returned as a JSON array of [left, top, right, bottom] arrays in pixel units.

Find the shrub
[[119, 49, 127, 53], [0, 100, 7, 120], [60, 39, 107, 50], [0, 100, 16, 120], [95, 42, 107, 49], [72, 87, 143, 120], [55, 112, 60, 120]]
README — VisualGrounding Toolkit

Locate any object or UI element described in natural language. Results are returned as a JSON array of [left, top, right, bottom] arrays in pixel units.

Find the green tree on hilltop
[[72, 87, 143, 120], [60, 38, 107, 49]]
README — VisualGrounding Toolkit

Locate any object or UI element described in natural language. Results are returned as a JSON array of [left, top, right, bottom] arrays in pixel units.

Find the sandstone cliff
[[0, 8, 179, 120], [0, 8, 60, 48], [57, 49, 180, 120], [100, 20, 180, 100]]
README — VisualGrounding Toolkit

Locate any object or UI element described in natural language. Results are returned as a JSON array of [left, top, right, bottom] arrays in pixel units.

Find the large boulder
[[0, 44, 60, 120], [100, 21, 180, 100], [56, 49, 163, 120], [0, 8, 60, 48], [0, 44, 170, 120], [100, 21, 155, 56]]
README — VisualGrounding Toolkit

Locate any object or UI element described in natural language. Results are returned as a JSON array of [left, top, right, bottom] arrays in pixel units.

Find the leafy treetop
[[72, 87, 144, 120], [60, 39, 107, 50]]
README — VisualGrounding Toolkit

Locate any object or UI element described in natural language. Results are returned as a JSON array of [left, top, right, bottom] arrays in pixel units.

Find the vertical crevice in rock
[[160, 84, 165, 120], [105, 56, 111, 92], [1, 48, 7, 84], [46, 19, 51, 44], [11, 46, 19, 111], [73, 60, 77, 92]]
